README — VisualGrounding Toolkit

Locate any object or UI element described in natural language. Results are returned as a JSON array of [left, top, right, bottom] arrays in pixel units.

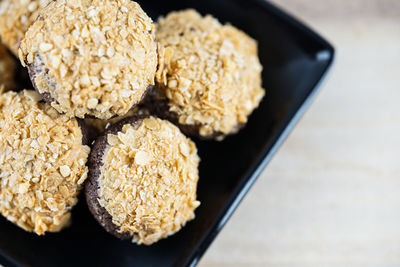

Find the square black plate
[[0, 0, 334, 266]]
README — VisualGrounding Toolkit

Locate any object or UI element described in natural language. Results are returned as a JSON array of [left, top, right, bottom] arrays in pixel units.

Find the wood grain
[[199, 0, 400, 266]]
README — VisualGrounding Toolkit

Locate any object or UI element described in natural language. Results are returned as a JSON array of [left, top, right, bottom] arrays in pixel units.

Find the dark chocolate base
[[76, 119, 90, 146], [85, 115, 149, 240], [143, 86, 244, 140], [27, 53, 59, 111]]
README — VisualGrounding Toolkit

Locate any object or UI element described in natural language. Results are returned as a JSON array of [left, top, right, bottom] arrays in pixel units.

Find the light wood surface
[[199, 0, 400, 266]]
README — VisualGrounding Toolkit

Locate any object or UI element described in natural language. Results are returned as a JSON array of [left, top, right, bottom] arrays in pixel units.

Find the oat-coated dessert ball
[[19, 0, 158, 120], [0, 43, 17, 90], [0, 90, 90, 235], [152, 9, 265, 140], [86, 116, 200, 245], [0, 0, 53, 56]]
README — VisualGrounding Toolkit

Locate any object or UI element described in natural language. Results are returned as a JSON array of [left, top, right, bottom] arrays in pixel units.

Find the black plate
[[0, 0, 334, 266]]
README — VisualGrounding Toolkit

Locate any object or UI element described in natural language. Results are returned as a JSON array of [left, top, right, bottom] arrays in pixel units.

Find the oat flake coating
[[0, 90, 90, 235], [19, 0, 158, 119], [155, 10, 265, 139], [97, 117, 200, 245], [0, 44, 17, 90], [0, 0, 53, 56]]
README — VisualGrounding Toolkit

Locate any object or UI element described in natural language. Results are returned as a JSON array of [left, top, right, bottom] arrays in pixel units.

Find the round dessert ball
[[86, 116, 200, 245], [0, 90, 90, 235], [0, 0, 53, 56], [152, 9, 265, 140], [0, 43, 17, 90], [19, 0, 158, 120]]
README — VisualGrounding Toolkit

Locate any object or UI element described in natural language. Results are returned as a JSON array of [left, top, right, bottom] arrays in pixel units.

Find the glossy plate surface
[[0, 0, 334, 266]]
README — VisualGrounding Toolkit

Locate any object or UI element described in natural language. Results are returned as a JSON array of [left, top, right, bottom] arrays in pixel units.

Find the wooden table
[[200, 0, 400, 266]]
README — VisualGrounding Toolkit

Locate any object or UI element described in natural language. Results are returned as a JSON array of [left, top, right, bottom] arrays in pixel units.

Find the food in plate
[[0, 0, 265, 245], [0, 90, 90, 235], [86, 116, 200, 245], [150, 9, 265, 140], [19, 0, 158, 119]]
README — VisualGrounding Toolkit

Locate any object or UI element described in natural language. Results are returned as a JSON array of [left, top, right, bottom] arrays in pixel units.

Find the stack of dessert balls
[[0, 0, 264, 245]]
